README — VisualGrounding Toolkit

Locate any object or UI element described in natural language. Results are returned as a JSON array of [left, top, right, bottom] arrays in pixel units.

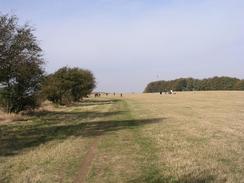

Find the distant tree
[[144, 77, 243, 93], [185, 78, 195, 91], [0, 14, 44, 113], [173, 78, 187, 91], [42, 67, 96, 104], [235, 80, 244, 90]]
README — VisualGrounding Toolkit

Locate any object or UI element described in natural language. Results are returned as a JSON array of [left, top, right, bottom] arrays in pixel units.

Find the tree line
[[0, 14, 95, 113], [144, 77, 244, 93]]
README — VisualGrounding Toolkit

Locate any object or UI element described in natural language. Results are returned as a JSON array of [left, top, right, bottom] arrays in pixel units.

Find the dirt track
[[74, 137, 100, 183]]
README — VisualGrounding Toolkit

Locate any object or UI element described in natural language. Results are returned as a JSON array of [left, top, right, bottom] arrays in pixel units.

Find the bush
[[42, 67, 96, 105]]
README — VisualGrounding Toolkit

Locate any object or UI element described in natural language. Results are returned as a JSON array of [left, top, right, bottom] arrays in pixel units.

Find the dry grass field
[[0, 91, 244, 183], [124, 91, 244, 183]]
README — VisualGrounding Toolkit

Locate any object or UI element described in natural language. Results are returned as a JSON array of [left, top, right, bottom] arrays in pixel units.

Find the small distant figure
[[113, 92, 116, 96], [120, 93, 123, 97], [106, 93, 108, 96], [160, 91, 162, 95], [168, 90, 174, 95]]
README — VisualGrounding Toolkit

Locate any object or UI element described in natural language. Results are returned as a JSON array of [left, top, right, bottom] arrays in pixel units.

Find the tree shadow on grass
[[66, 99, 120, 107], [0, 108, 164, 156], [29, 110, 128, 122]]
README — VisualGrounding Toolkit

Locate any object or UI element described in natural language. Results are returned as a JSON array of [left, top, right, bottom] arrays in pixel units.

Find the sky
[[1, 0, 244, 92]]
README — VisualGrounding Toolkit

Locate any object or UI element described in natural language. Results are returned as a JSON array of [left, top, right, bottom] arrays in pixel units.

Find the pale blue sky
[[1, 0, 244, 92]]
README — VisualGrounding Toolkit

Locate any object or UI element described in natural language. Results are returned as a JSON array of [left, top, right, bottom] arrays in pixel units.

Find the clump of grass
[[0, 111, 25, 123], [0, 101, 56, 123]]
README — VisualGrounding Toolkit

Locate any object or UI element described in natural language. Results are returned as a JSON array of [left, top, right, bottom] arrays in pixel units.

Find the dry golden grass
[[0, 98, 118, 183], [1, 92, 244, 183], [0, 101, 55, 124], [0, 111, 26, 123], [124, 91, 244, 182]]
